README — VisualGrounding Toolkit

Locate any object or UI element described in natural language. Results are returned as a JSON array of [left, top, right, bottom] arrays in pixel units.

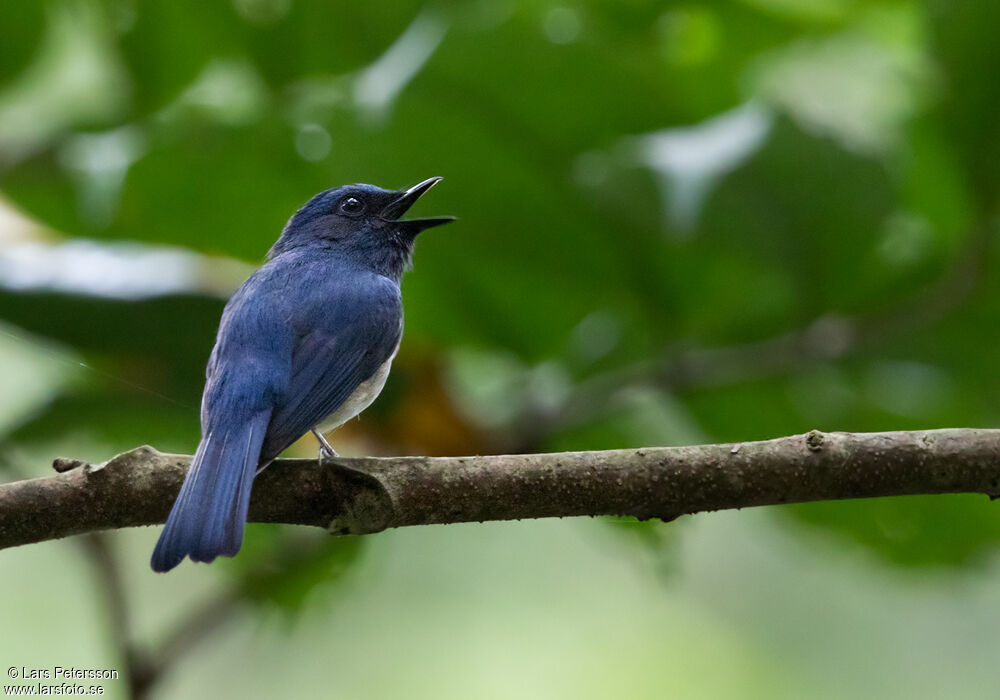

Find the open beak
[[381, 177, 456, 234]]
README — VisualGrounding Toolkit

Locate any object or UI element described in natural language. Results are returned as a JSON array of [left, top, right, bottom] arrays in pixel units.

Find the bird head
[[269, 177, 454, 276]]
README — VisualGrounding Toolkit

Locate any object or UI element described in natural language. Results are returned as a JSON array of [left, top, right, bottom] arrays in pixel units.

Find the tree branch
[[1, 428, 999, 550]]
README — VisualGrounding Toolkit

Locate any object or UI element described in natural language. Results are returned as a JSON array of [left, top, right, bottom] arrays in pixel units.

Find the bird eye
[[339, 196, 366, 216]]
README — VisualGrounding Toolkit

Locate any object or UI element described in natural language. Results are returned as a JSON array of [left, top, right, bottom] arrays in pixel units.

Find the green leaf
[[788, 495, 1000, 568], [227, 526, 366, 616], [926, 0, 1000, 204], [0, 3, 45, 90]]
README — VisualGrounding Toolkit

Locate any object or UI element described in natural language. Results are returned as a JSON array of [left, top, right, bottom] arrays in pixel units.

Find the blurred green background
[[1, 0, 999, 698]]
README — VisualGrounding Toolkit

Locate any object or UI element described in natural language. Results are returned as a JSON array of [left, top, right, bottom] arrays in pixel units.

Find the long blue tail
[[151, 410, 271, 572]]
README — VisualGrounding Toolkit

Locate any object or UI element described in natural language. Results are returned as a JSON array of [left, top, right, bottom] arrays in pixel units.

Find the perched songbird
[[151, 177, 453, 572]]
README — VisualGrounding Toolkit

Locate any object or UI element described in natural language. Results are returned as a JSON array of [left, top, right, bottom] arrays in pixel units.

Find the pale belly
[[316, 346, 398, 433]]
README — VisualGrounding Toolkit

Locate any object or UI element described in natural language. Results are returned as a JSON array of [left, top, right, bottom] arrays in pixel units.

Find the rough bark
[[1, 428, 999, 550]]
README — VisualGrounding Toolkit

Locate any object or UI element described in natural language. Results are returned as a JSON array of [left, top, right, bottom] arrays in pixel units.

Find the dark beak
[[381, 176, 455, 234]]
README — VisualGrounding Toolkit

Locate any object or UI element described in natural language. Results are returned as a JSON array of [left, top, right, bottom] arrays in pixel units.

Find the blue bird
[[151, 177, 453, 572]]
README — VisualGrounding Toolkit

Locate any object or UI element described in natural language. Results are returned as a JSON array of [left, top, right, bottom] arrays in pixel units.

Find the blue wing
[[260, 278, 402, 461]]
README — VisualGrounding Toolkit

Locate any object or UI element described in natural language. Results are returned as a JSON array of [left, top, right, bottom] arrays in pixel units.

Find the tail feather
[[151, 410, 271, 572]]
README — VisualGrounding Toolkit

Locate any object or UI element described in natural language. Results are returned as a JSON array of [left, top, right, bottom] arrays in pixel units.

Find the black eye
[[339, 196, 366, 216]]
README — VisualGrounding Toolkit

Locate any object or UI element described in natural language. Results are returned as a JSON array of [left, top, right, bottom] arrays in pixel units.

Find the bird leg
[[312, 429, 339, 460]]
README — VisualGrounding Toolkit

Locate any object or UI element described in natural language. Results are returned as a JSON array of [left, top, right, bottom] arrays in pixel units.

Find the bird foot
[[313, 429, 339, 461]]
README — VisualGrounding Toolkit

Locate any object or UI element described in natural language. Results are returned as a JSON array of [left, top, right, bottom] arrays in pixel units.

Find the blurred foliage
[[1, 0, 999, 615], [790, 494, 1000, 568], [230, 525, 365, 615]]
